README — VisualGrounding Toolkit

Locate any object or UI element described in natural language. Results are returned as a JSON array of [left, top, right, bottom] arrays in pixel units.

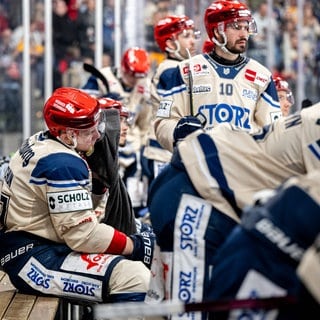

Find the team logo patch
[[157, 100, 172, 118], [47, 189, 92, 213], [223, 68, 230, 75], [245, 69, 269, 86]]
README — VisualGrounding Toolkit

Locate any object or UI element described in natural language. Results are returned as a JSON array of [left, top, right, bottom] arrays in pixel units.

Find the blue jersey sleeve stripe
[[30, 153, 90, 188], [261, 91, 281, 109], [197, 133, 242, 216], [158, 84, 187, 97]]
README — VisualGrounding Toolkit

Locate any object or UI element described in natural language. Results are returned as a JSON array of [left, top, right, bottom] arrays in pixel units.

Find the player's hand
[[127, 231, 155, 269], [173, 116, 203, 146], [135, 219, 154, 234]]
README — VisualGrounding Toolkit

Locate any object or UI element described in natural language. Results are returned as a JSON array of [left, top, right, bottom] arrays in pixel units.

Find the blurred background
[[0, 0, 319, 155]]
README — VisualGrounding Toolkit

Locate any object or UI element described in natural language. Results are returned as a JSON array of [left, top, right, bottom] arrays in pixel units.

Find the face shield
[[225, 18, 257, 35]]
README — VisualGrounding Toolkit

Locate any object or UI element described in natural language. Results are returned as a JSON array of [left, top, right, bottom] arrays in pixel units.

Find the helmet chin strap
[[212, 32, 234, 56], [85, 146, 94, 157], [58, 134, 95, 157], [166, 40, 185, 61]]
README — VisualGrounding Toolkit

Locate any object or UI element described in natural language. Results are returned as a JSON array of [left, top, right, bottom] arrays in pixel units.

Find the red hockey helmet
[[273, 76, 294, 104], [98, 97, 129, 118], [204, 0, 257, 41], [121, 47, 150, 78], [44, 87, 101, 137], [154, 15, 196, 51], [273, 76, 290, 92]]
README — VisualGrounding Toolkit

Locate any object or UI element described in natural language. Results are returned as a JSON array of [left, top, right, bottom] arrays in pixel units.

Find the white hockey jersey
[[0, 131, 119, 253], [155, 53, 282, 151], [177, 102, 320, 221], [143, 58, 178, 163]]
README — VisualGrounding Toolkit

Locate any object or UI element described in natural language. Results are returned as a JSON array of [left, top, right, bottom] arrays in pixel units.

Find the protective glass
[[278, 91, 295, 105], [179, 28, 201, 40], [69, 112, 105, 142], [225, 18, 257, 35]]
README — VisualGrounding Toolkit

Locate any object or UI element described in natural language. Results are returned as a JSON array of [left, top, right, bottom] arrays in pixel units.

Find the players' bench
[[0, 270, 60, 320]]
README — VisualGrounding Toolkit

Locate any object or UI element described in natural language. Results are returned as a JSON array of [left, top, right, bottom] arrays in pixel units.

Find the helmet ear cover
[[44, 87, 101, 137]]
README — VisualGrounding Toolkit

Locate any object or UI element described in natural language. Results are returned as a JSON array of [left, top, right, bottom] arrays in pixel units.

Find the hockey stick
[[186, 48, 194, 116], [93, 296, 297, 319], [83, 63, 110, 94], [185, 49, 207, 126]]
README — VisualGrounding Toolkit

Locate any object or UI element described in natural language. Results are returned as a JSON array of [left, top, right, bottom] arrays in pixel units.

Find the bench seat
[[0, 270, 60, 320]]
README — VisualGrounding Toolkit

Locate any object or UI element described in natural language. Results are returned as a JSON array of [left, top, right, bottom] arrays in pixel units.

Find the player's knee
[[109, 259, 150, 294]]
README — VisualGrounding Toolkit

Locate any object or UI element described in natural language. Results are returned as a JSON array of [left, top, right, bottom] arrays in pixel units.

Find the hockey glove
[[135, 218, 154, 234], [92, 176, 108, 195], [86, 108, 120, 187], [127, 231, 155, 269], [173, 115, 203, 146]]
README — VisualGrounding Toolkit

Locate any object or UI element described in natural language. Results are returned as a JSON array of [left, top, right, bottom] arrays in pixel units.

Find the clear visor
[[287, 91, 295, 105], [125, 111, 135, 126], [96, 111, 107, 139], [224, 18, 257, 35], [68, 112, 105, 141], [278, 91, 295, 105], [179, 28, 201, 40]]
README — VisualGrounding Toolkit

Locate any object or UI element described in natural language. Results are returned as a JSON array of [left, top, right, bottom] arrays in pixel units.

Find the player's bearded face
[[225, 21, 249, 54], [226, 37, 248, 54]]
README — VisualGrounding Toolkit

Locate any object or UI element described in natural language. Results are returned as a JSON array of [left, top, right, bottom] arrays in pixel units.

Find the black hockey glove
[[127, 231, 155, 269], [173, 115, 204, 146], [135, 219, 154, 234], [91, 176, 108, 195]]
